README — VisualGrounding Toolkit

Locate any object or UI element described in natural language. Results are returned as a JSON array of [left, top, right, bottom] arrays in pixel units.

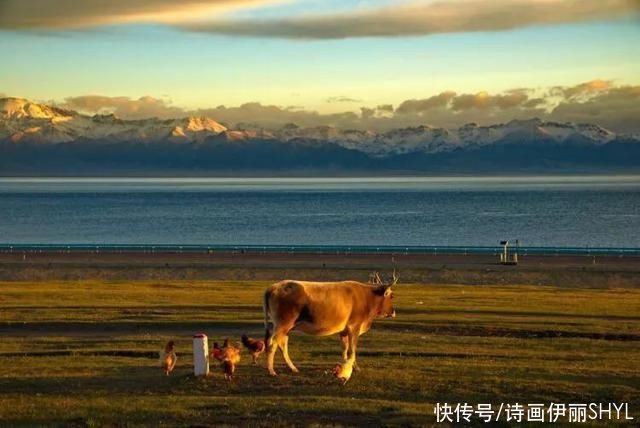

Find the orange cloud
[[0, 0, 287, 30], [560, 79, 613, 98]]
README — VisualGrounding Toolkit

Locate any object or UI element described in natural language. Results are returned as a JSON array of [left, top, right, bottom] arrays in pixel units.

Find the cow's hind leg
[[268, 324, 298, 376], [279, 334, 299, 373]]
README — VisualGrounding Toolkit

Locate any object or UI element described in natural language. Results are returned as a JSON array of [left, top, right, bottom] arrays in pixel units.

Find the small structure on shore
[[499, 240, 519, 265]]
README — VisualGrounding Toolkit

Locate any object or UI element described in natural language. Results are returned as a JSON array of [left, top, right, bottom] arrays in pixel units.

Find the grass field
[[1, 280, 639, 427]]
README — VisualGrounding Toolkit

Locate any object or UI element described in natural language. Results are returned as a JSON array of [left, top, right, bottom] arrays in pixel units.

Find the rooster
[[220, 339, 241, 380], [210, 338, 241, 380], [160, 340, 177, 376], [241, 335, 266, 365]]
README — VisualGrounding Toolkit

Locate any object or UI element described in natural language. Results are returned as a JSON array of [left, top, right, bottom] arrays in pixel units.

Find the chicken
[[329, 359, 355, 384], [222, 359, 236, 379], [241, 335, 266, 365], [210, 338, 241, 380], [220, 340, 241, 380], [160, 340, 177, 375], [210, 342, 224, 362]]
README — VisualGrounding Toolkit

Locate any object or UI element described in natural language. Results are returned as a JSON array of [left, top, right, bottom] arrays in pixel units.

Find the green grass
[[0, 280, 639, 427]]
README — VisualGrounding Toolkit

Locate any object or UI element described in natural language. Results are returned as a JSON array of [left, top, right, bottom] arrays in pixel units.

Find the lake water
[[0, 176, 639, 247]]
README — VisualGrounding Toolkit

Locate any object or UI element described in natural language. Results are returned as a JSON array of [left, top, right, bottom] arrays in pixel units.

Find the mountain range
[[1, 97, 639, 175]]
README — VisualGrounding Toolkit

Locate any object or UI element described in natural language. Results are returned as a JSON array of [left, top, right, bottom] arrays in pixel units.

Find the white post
[[192, 333, 209, 376]]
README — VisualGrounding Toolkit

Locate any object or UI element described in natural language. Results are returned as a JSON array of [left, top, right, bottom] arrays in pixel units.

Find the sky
[[1, 0, 639, 131]]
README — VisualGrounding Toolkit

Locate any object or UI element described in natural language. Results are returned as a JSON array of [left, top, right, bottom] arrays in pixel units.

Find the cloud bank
[[58, 80, 640, 133], [0, 0, 283, 30], [1, 0, 638, 38], [63, 95, 184, 119], [184, 0, 640, 39]]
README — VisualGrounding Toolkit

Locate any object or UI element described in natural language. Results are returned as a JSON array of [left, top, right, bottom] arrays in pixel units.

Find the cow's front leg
[[339, 331, 349, 361], [339, 330, 360, 372], [346, 326, 359, 365], [335, 325, 359, 383]]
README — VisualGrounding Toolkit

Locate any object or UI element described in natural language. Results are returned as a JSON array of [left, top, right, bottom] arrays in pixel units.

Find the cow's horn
[[386, 270, 399, 287]]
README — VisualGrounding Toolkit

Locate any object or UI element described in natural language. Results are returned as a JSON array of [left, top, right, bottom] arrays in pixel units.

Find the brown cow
[[263, 272, 397, 381]]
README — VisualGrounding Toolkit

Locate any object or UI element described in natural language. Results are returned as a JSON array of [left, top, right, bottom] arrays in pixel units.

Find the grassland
[[1, 280, 639, 427]]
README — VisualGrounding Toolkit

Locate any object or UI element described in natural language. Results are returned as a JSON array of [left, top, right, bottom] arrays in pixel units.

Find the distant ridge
[[1, 97, 639, 175]]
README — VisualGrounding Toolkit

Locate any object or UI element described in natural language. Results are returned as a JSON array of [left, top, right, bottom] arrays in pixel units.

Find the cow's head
[[371, 271, 398, 318]]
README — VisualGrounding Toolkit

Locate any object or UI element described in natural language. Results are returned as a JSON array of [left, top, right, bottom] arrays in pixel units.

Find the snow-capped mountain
[[1, 98, 227, 144], [210, 116, 626, 157], [334, 125, 460, 157], [0, 97, 77, 121], [260, 118, 624, 158], [1, 97, 636, 162]]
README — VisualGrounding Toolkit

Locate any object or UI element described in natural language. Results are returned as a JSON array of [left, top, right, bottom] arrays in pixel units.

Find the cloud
[[0, 0, 284, 30], [56, 80, 640, 133], [384, 93, 546, 131], [376, 104, 394, 113], [365, 80, 640, 132], [396, 92, 457, 114], [451, 90, 530, 111], [551, 85, 640, 133], [213, 81, 639, 133], [61, 95, 184, 119], [394, 89, 535, 125], [326, 96, 362, 104], [360, 107, 376, 120], [184, 0, 640, 39], [361, 104, 396, 121], [196, 103, 360, 129], [4, 0, 637, 38], [552, 79, 613, 99], [523, 98, 546, 108]]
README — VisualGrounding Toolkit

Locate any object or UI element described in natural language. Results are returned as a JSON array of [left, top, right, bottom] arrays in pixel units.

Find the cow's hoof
[[290, 368, 300, 374]]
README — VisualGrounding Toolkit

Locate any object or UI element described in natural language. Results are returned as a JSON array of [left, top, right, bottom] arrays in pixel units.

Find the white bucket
[[192, 333, 209, 376]]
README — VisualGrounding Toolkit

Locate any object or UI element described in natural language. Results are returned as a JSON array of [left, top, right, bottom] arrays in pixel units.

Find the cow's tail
[[263, 288, 272, 348]]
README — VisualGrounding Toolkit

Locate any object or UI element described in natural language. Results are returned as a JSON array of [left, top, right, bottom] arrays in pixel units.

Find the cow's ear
[[383, 287, 393, 298]]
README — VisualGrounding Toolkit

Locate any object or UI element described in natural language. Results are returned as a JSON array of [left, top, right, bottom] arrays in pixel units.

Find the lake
[[0, 176, 639, 247]]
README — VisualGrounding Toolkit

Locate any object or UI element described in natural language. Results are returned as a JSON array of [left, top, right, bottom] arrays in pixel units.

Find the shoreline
[[2, 250, 639, 287]]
